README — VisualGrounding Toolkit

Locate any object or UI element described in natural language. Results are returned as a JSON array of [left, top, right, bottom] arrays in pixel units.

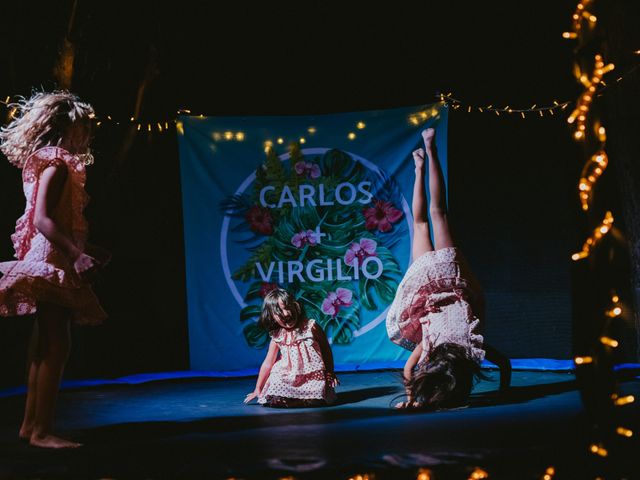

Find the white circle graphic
[[220, 147, 412, 337]]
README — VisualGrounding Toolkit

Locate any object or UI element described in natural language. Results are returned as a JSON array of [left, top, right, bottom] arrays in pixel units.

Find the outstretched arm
[[403, 342, 423, 386], [396, 342, 423, 408], [244, 339, 278, 403]]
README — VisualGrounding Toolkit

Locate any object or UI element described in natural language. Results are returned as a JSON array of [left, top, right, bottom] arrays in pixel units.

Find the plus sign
[[314, 225, 327, 244]]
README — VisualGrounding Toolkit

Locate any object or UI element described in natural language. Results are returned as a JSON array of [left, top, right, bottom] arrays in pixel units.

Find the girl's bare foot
[[30, 434, 82, 449], [18, 426, 32, 441], [412, 148, 425, 170], [421, 128, 435, 149]]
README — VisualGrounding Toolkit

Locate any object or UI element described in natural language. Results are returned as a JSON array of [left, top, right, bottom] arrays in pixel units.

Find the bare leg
[[422, 128, 455, 250], [29, 303, 80, 449], [411, 148, 434, 261], [19, 321, 40, 440]]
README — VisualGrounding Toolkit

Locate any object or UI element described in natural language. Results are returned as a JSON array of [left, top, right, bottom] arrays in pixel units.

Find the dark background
[[0, 1, 589, 388]]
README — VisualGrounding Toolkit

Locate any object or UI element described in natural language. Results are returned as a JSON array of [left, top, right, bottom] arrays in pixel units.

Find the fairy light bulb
[[590, 444, 608, 457], [417, 469, 432, 480], [600, 336, 619, 348], [574, 356, 593, 365], [616, 427, 633, 437], [614, 395, 635, 406], [469, 467, 489, 479], [543, 466, 556, 480]]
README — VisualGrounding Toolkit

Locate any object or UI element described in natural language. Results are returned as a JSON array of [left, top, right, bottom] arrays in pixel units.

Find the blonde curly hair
[[0, 90, 95, 168]]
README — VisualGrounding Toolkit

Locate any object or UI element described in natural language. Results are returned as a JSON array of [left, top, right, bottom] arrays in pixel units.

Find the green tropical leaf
[[244, 281, 265, 302], [240, 304, 262, 321], [243, 322, 269, 349]]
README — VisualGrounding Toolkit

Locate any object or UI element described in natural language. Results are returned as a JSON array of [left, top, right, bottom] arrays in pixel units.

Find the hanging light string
[[566, 0, 635, 471], [439, 92, 571, 118]]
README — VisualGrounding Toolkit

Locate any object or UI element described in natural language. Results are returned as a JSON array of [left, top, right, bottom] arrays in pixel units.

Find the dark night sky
[[0, 1, 588, 383], [1, 1, 579, 116]]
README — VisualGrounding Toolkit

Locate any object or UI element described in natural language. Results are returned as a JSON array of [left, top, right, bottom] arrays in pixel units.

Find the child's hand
[[85, 243, 112, 267], [326, 371, 339, 388], [73, 253, 99, 281], [244, 390, 260, 404], [394, 399, 421, 409]]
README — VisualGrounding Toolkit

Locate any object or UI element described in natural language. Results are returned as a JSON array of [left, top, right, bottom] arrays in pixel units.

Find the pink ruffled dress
[[258, 318, 336, 405], [386, 247, 485, 364], [0, 146, 106, 325]]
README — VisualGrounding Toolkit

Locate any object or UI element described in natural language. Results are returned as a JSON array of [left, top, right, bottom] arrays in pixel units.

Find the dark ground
[[1, 370, 638, 479]]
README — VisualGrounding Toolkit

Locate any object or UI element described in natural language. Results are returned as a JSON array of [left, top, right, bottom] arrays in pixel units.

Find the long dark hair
[[260, 288, 304, 334], [406, 342, 485, 409]]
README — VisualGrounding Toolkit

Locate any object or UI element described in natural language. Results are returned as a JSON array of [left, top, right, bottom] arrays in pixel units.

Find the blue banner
[[177, 103, 448, 372]]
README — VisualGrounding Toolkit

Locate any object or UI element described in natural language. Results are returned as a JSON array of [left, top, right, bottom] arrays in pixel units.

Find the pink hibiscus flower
[[258, 282, 279, 298], [294, 161, 321, 179], [362, 199, 403, 232], [246, 205, 273, 235], [344, 238, 377, 266], [321, 288, 353, 317], [291, 229, 319, 248]]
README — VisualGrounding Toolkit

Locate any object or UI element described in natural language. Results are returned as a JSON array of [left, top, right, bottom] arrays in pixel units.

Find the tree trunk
[[600, 0, 640, 361]]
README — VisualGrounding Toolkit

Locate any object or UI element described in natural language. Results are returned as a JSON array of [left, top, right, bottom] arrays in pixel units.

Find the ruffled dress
[[0, 146, 106, 325], [386, 247, 485, 365], [258, 318, 336, 406]]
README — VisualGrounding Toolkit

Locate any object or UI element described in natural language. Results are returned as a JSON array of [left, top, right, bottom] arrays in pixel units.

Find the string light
[[567, 55, 615, 142], [566, 3, 635, 476], [599, 336, 619, 348], [616, 427, 633, 437], [589, 444, 608, 457], [347, 132, 356, 140], [578, 150, 608, 211], [605, 293, 622, 317], [542, 466, 556, 480], [440, 93, 570, 117], [356, 121, 366, 129], [417, 468, 432, 480], [574, 356, 593, 365], [571, 211, 614, 260], [613, 395, 635, 406], [469, 467, 489, 480]]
